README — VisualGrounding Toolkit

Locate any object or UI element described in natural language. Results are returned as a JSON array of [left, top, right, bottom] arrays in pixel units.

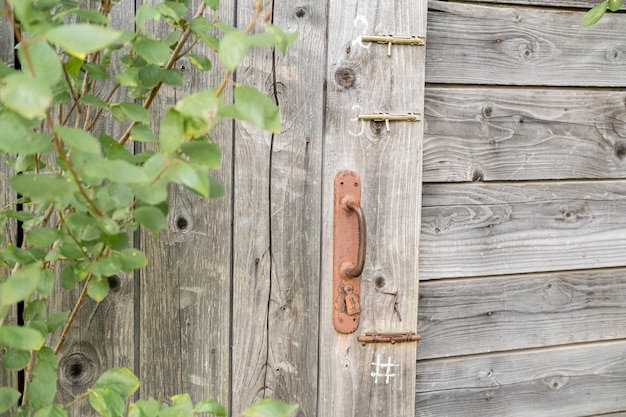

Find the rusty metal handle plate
[[333, 171, 366, 334]]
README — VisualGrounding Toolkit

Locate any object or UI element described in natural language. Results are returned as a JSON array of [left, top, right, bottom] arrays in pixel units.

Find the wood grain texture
[[138, 0, 233, 406], [425, 1, 626, 86], [53, 3, 137, 415], [231, 3, 326, 415], [451, 0, 620, 9], [319, 0, 426, 416], [415, 341, 626, 417], [423, 87, 626, 182], [421, 181, 626, 279], [417, 269, 626, 359]]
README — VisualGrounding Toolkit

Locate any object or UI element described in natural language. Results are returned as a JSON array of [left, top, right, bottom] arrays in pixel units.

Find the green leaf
[[231, 85, 282, 132], [129, 398, 159, 417], [134, 206, 167, 233], [111, 103, 150, 124], [167, 162, 210, 198], [87, 275, 109, 302], [171, 394, 193, 411], [264, 24, 299, 55], [116, 67, 140, 87], [191, 17, 214, 35], [55, 126, 101, 154], [180, 142, 221, 168], [188, 54, 212, 71], [37, 269, 55, 297], [18, 40, 63, 85], [65, 56, 83, 77], [37, 347, 59, 370], [159, 109, 185, 154], [0, 73, 52, 119], [89, 388, 125, 417], [45, 311, 69, 333], [83, 63, 110, 80], [113, 248, 147, 272], [203, 0, 219, 11], [157, 1, 187, 22], [26, 227, 60, 247], [33, 404, 68, 417], [83, 159, 146, 184], [2, 348, 30, 370], [95, 367, 140, 398], [0, 387, 21, 414], [583, 1, 608, 26], [135, 4, 161, 33], [1, 262, 42, 306], [0, 114, 52, 154], [219, 31, 249, 71], [46, 24, 122, 59], [138, 64, 164, 88], [10, 174, 73, 202], [130, 125, 158, 143], [0, 325, 44, 350], [241, 398, 299, 417], [208, 175, 224, 198], [81, 94, 108, 109], [195, 398, 226, 416], [608, 0, 623, 11], [162, 68, 184, 86], [133, 36, 171, 65], [175, 91, 219, 137]]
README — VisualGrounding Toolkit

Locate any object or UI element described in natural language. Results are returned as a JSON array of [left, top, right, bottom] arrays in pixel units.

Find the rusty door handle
[[340, 195, 367, 279], [333, 171, 366, 334]]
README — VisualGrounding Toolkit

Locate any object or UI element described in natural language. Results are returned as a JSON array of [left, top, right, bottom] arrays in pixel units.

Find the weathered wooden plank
[[53, 3, 137, 415], [420, 181, 626, 279], [417, 269, 626, 360], [230, 2, 325, 416], [423, 87, 626, 182], [138, 0, 233, 407], [450, 0, 616, 9], [415, 341, 626, 417], [425, 1, 626, 86], [319, 0, 426, 416]]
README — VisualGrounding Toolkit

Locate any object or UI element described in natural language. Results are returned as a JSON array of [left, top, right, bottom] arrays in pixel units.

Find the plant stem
[[64, 390, 91, 409], [54, 272, 94, 354], [119, 2, 207, 146]]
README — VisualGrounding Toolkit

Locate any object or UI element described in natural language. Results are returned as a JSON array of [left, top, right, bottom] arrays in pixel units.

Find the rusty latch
[[358, 332, 421, 345]]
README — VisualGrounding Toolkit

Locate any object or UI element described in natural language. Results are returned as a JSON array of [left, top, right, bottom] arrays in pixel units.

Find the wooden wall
[[417, 0, 626, 416]]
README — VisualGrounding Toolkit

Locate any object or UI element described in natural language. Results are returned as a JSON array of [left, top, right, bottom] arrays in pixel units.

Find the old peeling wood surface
[[416, 341, 626, 417], [420, 181, 626, 279], [319, 0, 426, 416], [426, 1, 626, 86], [138, 0, 233, 407], [230, 1, 324, 416], [423, 88, 626, 182], [417, 268, 626, 359], [455, 0, 621, 8]]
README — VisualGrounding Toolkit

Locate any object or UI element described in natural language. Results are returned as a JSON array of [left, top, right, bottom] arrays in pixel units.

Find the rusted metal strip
[[358, 332, 421, 344]]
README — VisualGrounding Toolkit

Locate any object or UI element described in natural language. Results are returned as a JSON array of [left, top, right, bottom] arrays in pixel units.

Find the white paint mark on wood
[[370, 355, 398, 384]]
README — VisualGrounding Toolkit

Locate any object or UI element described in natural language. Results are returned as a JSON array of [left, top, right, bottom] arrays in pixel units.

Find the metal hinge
[[358, 332, 421, 345]]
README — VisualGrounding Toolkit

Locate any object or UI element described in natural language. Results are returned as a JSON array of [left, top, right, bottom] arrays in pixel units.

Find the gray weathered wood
[[417, 268, 626, 359], [421, 181, 626, 279], [426, 1, 626, 86], [319, 0, 426, 416], [231, 3, 326, 415], [53, 3, 137, 415], [415, 341, 626, 417], [423, 88, 626, 182], [449, 0, 620, 9], [138, 0, 233, 406]]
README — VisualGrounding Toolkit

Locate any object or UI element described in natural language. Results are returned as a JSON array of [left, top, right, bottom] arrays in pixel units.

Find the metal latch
[[361, 34, 425, 56], [333, 171, 367, 334], [357, 113, 420, 132], [358, 332, 421, 345]]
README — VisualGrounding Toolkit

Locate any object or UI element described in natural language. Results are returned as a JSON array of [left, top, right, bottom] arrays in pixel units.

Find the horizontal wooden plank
[[447, 0, 619, 10], [417, 269, 626, 359], [416, 341, 626, 417], [425, 1, 626, 86], [420, 181, 626, 279], [423, 87, 626, 182]]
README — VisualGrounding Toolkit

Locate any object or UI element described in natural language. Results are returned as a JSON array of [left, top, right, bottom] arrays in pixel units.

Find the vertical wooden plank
[[53, 3, 137, 415], [319, 0, 426, 416], [138, 0, 234, 407], [230, 2, 326, 416], [0, 0, 18, 396]]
